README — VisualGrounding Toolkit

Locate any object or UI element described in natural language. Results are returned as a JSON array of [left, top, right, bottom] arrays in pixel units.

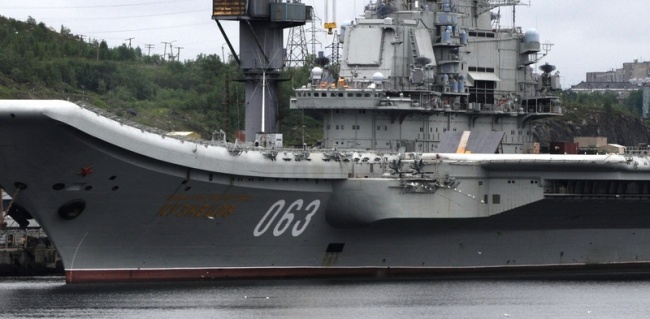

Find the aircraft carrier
[[2, 0, 650, 283]]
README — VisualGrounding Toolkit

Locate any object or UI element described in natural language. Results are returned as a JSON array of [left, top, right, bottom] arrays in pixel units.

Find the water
[[1, 276, 650, 318]]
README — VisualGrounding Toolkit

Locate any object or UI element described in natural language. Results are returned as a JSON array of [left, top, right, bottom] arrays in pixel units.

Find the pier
[[0, 227, 62, 276], [1, 191, 62, 276]]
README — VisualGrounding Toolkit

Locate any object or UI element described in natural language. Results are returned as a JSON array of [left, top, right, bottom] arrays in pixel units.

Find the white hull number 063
[[254, 199, 320, 237]]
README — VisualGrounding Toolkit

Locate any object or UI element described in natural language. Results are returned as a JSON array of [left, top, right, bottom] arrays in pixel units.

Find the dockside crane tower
[[212, 0, 311, 142], [323, 0, 336, 34]]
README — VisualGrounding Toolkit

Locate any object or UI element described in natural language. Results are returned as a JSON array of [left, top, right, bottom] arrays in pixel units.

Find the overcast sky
[[1, 0, 649, 87]]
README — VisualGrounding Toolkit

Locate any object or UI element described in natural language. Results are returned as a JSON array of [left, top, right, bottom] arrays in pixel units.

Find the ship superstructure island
[[2, 0, 650, 283]]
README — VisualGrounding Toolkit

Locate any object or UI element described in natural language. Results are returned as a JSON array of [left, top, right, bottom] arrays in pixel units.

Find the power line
[[82, 21, 211, 35], [35, 9, 205, 23], [0, 0, 201, 10]]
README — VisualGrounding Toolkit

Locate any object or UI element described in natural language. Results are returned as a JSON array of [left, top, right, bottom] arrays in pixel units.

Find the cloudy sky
[[1, 0, 649, 87]]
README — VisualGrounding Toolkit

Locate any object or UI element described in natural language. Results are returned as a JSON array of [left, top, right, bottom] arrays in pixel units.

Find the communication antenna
[[476, 0, 524, 17]]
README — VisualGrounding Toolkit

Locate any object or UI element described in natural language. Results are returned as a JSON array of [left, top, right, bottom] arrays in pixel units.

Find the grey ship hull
[[2, 100, 650, 283]]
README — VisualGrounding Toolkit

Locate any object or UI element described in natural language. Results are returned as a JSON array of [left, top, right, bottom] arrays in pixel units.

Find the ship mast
[[261, 69, 266, 133]]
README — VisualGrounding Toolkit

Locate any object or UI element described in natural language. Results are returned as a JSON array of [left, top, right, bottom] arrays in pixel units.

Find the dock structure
[[1, 191, 62, 276], [0, 227, 62, 276]]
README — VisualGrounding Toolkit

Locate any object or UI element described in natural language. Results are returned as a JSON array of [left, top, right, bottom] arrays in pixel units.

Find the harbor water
[[1, 276, 650, 318]]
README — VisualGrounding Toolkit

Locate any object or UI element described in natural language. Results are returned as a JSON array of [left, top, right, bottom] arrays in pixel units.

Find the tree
[[99, 41, 110, 60], [115, 44, 136, 61], [624, 89, 643, 116], [60, 25, 71, 36]]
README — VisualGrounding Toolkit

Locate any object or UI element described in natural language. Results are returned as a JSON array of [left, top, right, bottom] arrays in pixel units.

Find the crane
[[324, 0, 336, 34]]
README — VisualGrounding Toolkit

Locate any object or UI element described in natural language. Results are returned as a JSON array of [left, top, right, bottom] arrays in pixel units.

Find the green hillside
[[0, 15, 322, 145]]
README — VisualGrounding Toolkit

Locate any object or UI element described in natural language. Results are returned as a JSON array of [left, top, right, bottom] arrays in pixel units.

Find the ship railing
[[76, 101, 171, 136], [624, 147, 650, 157], [72, 101, 400, 158], [493, 26, 523, 35]]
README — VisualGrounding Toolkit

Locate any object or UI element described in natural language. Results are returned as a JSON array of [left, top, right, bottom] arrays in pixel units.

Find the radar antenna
[[475, 0, 525, 16]]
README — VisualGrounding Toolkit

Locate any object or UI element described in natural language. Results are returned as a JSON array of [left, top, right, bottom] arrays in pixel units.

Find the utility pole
[[161, 41, 170, 60], [161, 41, 176, 61], [125, 37, 135, 48], [175, 47, 183, 61], [167, 41, 177, 61], [94, 40, 99, 61], [222, 43, 227, 63], [145, 44, 155, 56]]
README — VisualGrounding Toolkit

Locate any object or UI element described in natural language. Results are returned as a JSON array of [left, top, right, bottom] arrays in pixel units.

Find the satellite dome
[[311, 67, 323, 79], [372, 72, 385, 84], [524, 29, 540, 43]]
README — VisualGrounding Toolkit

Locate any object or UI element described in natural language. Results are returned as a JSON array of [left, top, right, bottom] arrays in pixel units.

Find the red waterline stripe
[[65, 262, 650, 284]]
